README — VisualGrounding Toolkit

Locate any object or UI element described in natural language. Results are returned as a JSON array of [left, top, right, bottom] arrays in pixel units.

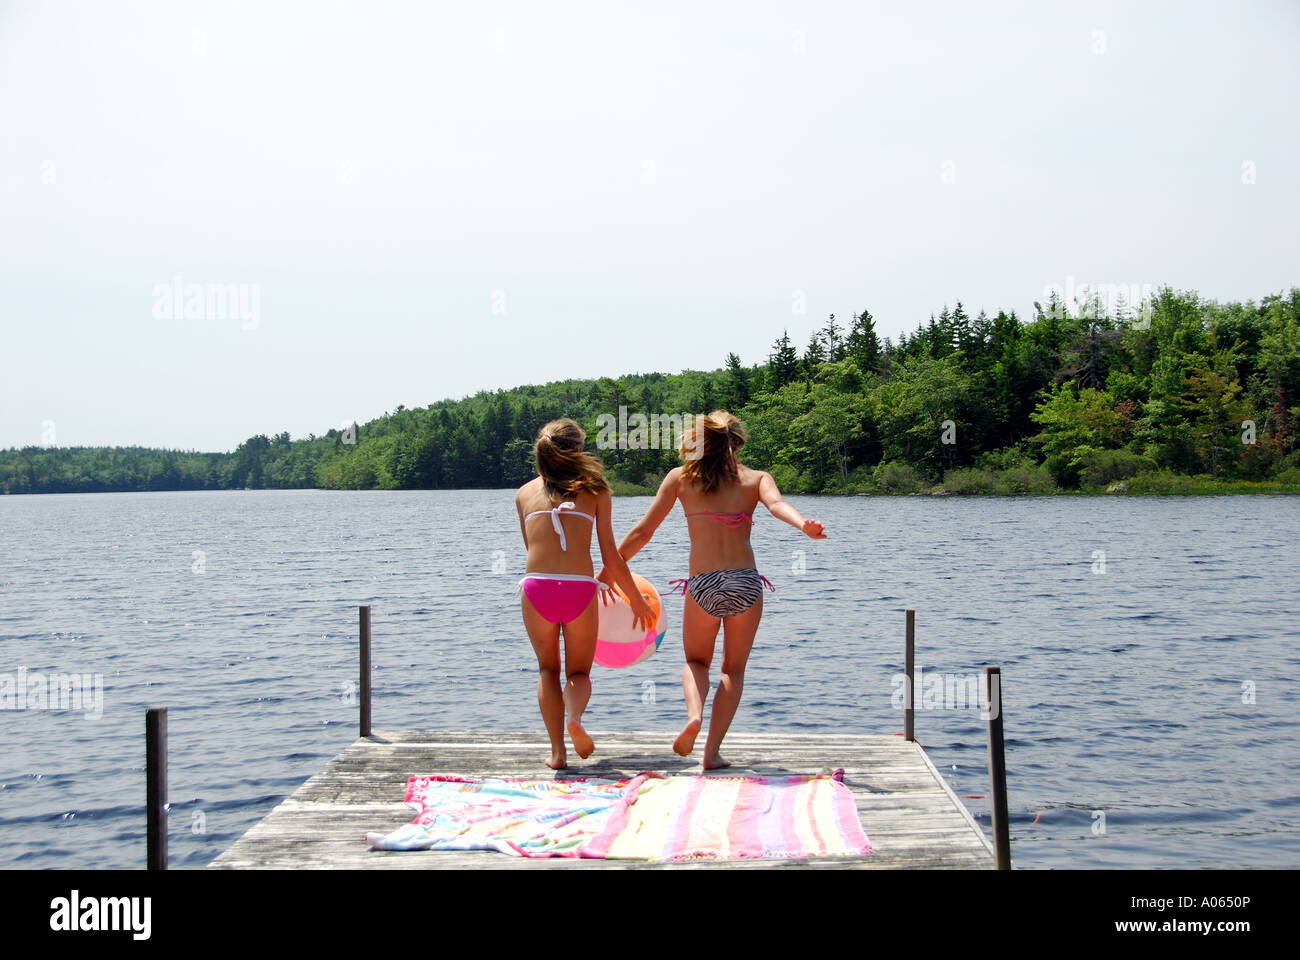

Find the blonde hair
[[680, 410, 746, 493], [534, 419, 609, 500]]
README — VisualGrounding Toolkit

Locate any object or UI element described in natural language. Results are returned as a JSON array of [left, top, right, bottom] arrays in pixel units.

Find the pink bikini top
[[684, 509, 755, 528], [524, 501, 594, 551]]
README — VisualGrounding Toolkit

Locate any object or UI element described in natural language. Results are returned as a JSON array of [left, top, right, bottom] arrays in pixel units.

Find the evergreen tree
[[723, 352, 750, 408], [699, 377, 717, 414], [1112, 288, 1131, 323], [769, 330, 800, 388], [803, 331, 827, 378], [951, 301, 972, 358], [972, 310, 993, 365], [933, 306, 954, 358], [846, 309, 882, 374], [822, 314, 845, 361], [8, 286, 1300, 496]]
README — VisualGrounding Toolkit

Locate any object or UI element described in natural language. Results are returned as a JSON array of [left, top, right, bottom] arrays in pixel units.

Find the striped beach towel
[[363, 773, 641, 856], [365, 769, 871, 861], [584, 768, 871, 861]]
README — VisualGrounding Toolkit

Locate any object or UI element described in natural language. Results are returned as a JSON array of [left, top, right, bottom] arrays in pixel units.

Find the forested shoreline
[[5, 286, 1299, 497]]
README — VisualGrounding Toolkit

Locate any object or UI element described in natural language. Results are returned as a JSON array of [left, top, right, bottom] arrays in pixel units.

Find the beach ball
[[594, 573, 666, 668]]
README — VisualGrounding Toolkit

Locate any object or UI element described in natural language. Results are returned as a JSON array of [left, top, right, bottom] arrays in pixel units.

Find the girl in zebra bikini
[[597, 410, 826, 769]]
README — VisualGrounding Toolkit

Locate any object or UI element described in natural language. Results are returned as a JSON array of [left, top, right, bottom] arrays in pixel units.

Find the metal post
[[904, 609, 915, 741], [146, 706, 167, 870], [360, 604, 371, 738], [983, 665, 1010, 869]]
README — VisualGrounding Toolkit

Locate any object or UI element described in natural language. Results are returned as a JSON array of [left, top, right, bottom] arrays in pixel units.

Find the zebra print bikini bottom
[[669, 568, 776, 618]]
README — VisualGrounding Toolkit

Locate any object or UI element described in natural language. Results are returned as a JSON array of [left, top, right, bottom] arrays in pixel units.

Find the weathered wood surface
[[208, 730, 996, 869]]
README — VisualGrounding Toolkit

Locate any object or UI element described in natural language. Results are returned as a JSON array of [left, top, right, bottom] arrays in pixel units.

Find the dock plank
[[208, 730, 996, 869]]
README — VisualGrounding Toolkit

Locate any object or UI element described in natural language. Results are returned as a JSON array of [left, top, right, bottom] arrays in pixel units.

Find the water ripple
[[1, 490, 1298, 868]]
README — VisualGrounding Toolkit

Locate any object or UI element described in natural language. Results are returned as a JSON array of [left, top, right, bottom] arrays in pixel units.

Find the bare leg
[[675, 592, 720, 757], [561, 596, 598, 759], [702, 594, 762, 770], [522, 596, 566, 768]]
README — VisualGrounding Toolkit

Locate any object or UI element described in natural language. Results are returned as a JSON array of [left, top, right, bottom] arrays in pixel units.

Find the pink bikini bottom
[[518, 573, 605, 624]]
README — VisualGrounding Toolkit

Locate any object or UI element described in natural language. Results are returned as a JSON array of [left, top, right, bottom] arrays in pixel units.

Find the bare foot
[[673, 717, 702, 757], [547, 749, 567, 770], [702, 752, 730, 770], [567, 719, 595, 759]]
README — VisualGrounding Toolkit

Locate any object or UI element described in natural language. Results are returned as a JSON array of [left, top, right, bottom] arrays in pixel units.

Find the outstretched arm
[[758, 471, 826, 538], [594, 488, 655, 629]]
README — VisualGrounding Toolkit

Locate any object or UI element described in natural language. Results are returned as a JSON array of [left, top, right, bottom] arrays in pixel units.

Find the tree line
[[4, 285, 1298, 496]]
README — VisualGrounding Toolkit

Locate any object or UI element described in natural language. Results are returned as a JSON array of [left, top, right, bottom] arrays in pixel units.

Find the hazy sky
[[3, 0, 1297, 451]]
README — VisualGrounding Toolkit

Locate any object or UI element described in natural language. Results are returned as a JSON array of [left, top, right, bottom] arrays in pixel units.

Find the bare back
[[515, 477, 599, 577], [675, 463, 764, 575]]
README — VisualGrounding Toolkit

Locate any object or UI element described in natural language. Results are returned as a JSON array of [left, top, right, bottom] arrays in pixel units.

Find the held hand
[[596, 568, 615, 605], [631, 595, 657, 632], [802, 518, 827, 539]]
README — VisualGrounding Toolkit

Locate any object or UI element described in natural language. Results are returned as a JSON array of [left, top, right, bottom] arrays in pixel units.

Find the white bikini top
[[523, 501, 595, 551]]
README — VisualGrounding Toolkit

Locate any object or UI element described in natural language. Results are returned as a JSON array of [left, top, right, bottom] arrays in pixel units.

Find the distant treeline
[[5, 286, 1299, 496]]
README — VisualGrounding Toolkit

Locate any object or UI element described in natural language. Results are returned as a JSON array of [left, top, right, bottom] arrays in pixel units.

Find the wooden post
[[983, 665, 1010, 869], [904, 609, 915, 742], [359, 604, 371, 738], [146, 706, 167, 871]]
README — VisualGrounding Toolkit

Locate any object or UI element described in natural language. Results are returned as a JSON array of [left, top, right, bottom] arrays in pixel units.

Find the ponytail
[[534, 419, 609, 499], [680, 410, 746, 493]]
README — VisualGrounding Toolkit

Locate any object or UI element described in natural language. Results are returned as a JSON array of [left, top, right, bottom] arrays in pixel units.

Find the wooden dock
[[208, 729, 997, 869]]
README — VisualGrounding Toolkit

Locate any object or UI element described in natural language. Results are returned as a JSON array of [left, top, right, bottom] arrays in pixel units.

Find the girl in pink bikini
[[601, 410, 827, 769], [516, 418, 654, 770]]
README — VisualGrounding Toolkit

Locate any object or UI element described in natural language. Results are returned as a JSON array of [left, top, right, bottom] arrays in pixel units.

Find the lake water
[[2, 489, 1298, 869]]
